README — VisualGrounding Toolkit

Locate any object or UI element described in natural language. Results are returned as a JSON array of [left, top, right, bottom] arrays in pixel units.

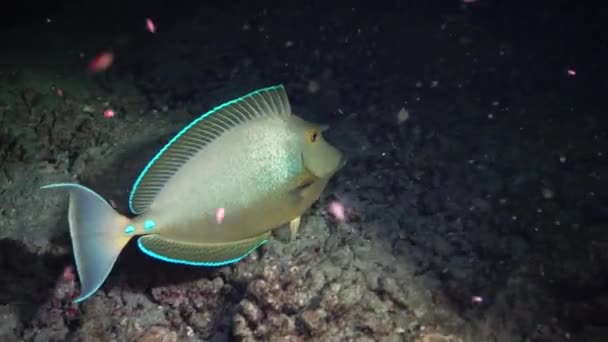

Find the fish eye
[[309, 130, 318, 143]]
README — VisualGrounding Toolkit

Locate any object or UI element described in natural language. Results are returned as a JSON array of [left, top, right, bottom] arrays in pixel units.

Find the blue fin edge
[[136, 238, 269, 267], [128, 84, 285, 215]]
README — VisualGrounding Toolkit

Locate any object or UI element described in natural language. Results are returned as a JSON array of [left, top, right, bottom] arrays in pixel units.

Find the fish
[[42, 85, 345, 302]]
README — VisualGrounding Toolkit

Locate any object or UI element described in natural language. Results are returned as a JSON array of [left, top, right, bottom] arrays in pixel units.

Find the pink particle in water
[[55, 265, 77, 301], [567, 68, 576, 76], [66, 304, 78, 316], [56, 88, 64, 97], [103, 108, 115, 118], [328, 201, 346, 222], [471, 295, 484, 304], [88, 51, 114, 72], [216, 207, 225, 224], [63, 265, 75, 281], [145, 18, 156, 33]]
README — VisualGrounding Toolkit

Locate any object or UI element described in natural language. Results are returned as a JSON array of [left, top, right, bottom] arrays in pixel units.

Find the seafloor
[[0, 1, 607, 341]]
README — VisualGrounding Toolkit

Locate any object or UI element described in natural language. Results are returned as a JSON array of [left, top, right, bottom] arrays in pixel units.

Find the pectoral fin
[[290, 216, 301, 239], [273, 216, 301, 243], [137, 232, 270, 266]]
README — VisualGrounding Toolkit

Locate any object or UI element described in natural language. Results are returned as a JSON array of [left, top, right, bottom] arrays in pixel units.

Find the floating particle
[[55, 265, 76, 301], [103, 108, 116, 118], [541, 188, 554, 199], [145, 18, 156, 33], [56, 88, 64, 97], [216, 207, 225, 224], [328, 201, 346, 222], [63, 265, 75, 281], [397, 107, 409, 124], [307, 80, 320, 93], [471, 295, 483, 304], [82, 104, 95, 113], [567, 68, 576, 76], [66, 304, 78, 316], [559, 155, 567, 163], [88, 51, 114, 72]]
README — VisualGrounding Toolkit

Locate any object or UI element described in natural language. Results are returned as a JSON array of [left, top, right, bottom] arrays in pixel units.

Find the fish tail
[[42, 183, 132, 303]]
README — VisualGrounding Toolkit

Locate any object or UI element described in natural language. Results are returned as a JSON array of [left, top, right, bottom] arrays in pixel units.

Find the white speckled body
[[131, 115, 312, 242]]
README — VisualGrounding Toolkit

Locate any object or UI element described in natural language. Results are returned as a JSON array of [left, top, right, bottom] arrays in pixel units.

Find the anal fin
[[137, 232, 270, 266]]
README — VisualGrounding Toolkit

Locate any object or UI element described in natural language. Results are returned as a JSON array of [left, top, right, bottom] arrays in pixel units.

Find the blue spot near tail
[[144, 220, 155, 231], [136, 238, 268, 267], [124, 225, 135, 234]]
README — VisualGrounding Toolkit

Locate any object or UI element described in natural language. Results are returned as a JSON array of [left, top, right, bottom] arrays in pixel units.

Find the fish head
[[290, 115, 344, 179]]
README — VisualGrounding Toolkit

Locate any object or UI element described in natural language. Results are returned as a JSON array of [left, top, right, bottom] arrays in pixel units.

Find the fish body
[[42, 85, 344, 302], [135, 116, 308, 242]]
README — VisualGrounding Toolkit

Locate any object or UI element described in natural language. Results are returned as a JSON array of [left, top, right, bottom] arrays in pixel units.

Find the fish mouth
[[295, 178, 315, 191]]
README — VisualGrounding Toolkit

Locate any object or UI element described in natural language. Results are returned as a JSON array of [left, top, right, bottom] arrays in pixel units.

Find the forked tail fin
[[42, 183, 132, 302]]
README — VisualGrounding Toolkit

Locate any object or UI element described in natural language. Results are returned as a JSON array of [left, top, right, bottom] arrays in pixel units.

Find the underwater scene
[[0, 0, 606, 341]]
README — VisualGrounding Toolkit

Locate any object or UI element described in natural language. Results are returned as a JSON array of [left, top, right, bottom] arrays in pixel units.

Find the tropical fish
[[42, 85, 345, 302]]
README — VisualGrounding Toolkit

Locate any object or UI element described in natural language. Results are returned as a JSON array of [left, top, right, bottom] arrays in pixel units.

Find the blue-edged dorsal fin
[[128, 85, 292, 214]]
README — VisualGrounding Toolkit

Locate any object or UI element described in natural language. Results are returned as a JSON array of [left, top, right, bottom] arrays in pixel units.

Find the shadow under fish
[[41, 84, 346, 302]]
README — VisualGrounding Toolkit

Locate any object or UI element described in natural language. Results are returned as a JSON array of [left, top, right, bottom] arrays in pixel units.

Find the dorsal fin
[[128, 85, 292, 214]]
